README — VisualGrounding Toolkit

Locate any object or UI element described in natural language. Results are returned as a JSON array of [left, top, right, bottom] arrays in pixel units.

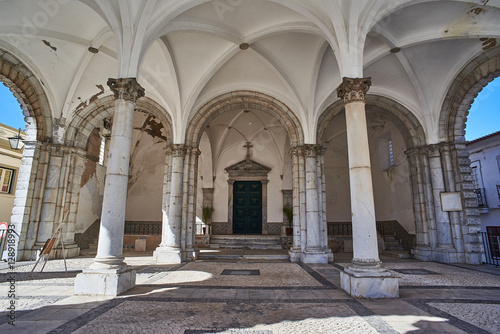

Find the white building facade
[[1, 0, 498, 297]]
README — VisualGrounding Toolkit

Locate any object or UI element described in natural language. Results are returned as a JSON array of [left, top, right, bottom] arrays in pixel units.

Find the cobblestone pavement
[[0, 253, 499, 334]]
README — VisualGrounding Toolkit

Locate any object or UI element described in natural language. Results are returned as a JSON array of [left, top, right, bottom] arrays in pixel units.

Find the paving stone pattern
[[0, 255, 499, 333]]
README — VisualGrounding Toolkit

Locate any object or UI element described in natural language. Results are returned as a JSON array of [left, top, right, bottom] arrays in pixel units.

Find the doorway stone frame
[[225, 159, 271, 235]]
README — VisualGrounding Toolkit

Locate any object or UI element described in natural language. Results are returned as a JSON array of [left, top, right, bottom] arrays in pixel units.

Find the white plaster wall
[[125, 112, 166, 222], [468, 134, 500, 230], [323, 111, 415, 233], [76, 163, 105, 233]]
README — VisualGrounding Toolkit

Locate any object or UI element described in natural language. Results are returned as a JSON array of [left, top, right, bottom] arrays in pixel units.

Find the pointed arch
[[317, 95, 426, 148], [65, 95, 173, 148], [0, 49, 53, 141], [439, 45, 500, 143]]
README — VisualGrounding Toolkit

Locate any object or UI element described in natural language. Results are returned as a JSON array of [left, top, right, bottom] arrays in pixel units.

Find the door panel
[[233, 181, 262, 234]]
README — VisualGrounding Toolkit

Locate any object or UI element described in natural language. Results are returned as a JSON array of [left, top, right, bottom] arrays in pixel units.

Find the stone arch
[[439, 46, 500, 143], [65, 95, 173, 149], [185, 91, 304, 147], [317, 95, 427, 148], [0, 49, 53, 141]]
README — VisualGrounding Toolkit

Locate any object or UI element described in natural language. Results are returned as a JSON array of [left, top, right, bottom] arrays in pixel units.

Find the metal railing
[[327, 223, 352, 236], [124, 221, 161, 235], [481, 229, 500, 267], [474, 188, 488, 207]]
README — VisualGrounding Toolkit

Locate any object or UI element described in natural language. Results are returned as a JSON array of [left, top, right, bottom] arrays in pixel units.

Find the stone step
[[198, 249, 289, 260], [381, 250, 411, 259], [210, 235, 282, 250]]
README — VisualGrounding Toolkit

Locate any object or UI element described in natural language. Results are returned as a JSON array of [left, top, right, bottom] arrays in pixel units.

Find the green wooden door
[[233, 181, 262, 234]]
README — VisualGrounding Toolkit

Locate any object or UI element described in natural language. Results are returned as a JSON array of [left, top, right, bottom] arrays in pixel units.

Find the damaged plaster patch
[[480, 37, 497, 50], [74, 85, 105, 113], [42, 40, 57, 51], [134, 111, 167, 141]]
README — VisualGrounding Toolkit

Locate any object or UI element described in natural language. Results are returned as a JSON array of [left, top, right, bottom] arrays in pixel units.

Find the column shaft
[[337, 76, 398, 298], [345, 101, 379, 265], [93, 98, 135, 269]]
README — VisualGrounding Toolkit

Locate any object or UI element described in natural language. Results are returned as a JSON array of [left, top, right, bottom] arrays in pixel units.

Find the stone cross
[[244, 141, 253, 161]]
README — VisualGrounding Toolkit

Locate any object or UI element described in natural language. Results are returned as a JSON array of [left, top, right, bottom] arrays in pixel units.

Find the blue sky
[[1, 78, 499, 140]]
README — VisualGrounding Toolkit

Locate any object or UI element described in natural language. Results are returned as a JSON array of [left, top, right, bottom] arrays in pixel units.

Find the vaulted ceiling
[[0, 0, 499, 143]]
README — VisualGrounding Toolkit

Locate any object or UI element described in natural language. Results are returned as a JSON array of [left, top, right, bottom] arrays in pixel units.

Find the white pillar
[[289, 147, 302, 262], [337, 77, 398, 298], [75, 77, 144, 296], [154, 144, 186, 263]]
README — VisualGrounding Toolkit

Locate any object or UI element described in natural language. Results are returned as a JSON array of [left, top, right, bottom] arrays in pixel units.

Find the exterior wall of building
[[0, 124, 24, 224], [467, 132, 500, 231]]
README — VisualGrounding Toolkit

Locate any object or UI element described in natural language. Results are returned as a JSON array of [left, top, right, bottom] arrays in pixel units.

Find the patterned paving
[[0, 255, 499, 333]]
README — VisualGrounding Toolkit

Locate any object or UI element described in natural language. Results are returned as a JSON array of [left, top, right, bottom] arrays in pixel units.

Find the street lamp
[[8, 128, 24, 150]]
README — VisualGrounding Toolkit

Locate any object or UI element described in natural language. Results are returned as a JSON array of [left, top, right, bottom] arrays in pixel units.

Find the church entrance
[[233, 181, 262, 234]]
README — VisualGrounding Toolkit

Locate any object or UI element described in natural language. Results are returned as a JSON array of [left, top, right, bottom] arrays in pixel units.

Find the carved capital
[[170, 144, 187, 157], [427, 144, 442, 158], [337, 77, 372, 104], [302, 144, 321, 157], [107, 78, 145, 103]]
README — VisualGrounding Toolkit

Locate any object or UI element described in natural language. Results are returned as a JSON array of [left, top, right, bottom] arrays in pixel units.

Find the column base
[[340, 265, 399, 298], [154, 246, 184, 263], [184, 248, 199, 261], [288, 247, 302, 262], [74, 266, 136, 296], [301, 249, 329, 264]]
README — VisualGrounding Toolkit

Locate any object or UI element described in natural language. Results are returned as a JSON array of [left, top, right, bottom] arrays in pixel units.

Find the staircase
[[79, 238, 98, 256], [209, 235, 282, 250], [380, 234, 411, 259]]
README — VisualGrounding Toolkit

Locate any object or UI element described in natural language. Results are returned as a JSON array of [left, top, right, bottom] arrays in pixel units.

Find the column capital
[[169, 144, 187, 157], [107, 78, 145, 103], [303, 144, 322, 157], [337, 77, 372, 104]]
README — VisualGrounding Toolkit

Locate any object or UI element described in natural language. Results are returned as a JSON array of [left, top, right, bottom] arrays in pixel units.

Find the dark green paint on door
[[233, 181, 262, 234]]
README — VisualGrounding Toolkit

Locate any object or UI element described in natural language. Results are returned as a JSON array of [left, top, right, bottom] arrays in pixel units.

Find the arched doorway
[[65, 96, 173, 255], [318, 95, 427, 259]]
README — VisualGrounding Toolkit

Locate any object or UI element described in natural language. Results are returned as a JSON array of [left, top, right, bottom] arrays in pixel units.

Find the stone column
[[288, 147, 302, 262], [302, 145, 328, 263], [337, 77, 398, 298], [185, 147, 200, 260], [317, 146, 332, 262], [159, 146, 173, 246], [154, 144, 186, 263], [406, 148, 432, 261], [10, 138, 41, 261], [75, 77, 144, 296], [52, 147, 86, 259], [36, 145, 66, 246], [427, 144, 456, 263], [298, 147, 307, 252], [441, 144, 465, 260]]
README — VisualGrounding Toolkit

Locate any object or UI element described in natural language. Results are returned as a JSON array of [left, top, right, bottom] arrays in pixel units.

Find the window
[[388, 140, 395, 167], [98, 136, 106, 166], [0, 167, 15, 194]]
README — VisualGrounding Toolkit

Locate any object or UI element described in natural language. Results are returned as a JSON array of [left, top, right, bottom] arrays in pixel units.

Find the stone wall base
[[74, 267, 136, 296], [433, 248, 464, 264], [153, 246, 184, 263], [340, 267, 399, 298], [411, 246, 433, 262]]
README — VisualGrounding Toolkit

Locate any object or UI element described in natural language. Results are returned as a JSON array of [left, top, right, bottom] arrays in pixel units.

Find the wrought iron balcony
[[474, 188, 488, 207]]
